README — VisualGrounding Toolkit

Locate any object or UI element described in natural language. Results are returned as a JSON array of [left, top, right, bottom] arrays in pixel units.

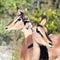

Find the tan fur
[[21, 34, 33, 60], [48, 34, 60, 60]]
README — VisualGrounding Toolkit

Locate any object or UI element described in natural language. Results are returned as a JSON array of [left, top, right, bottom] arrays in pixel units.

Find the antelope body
[[38, 16, 60, 60]]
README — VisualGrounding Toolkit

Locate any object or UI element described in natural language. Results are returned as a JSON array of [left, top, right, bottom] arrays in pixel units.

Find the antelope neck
[[22, 27, 32, 38]]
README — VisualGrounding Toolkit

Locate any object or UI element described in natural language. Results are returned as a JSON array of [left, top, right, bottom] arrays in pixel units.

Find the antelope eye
[[15, 18, 22, 23], [18, 18, 21, 21]]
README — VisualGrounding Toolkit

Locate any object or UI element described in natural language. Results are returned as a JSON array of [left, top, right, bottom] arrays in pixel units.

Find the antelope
[[5, 10, 52, 60], [38, 16, 60, 60]]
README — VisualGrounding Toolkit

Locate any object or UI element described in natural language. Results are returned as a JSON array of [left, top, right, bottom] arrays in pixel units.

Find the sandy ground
[[0, 46, 14, 60]]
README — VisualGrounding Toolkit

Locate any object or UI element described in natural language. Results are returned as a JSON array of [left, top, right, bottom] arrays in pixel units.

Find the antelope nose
[[49, 42, 53, 48], [5, 27, 8, 29], [49, 42, 53, 46]]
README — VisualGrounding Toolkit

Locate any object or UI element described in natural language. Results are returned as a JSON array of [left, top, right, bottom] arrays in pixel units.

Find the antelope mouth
[[47, 42, 53, 48]]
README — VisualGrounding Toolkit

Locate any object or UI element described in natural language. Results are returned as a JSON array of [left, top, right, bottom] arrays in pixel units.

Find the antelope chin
[[5, 29, 11, 32], [47, 44, 53, 48], [5, 28, 17, 32]]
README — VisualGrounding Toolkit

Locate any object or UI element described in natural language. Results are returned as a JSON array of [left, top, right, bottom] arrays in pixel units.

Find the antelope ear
[[17, 7, 24, 14], [41, 15, 47, 20], [39, 15, 47, 26], [17, 7, 19, 11]]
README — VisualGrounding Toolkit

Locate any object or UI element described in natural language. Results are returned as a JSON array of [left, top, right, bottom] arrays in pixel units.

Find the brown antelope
[[38, 16, 60, 60], [5, 10, 52, 60]]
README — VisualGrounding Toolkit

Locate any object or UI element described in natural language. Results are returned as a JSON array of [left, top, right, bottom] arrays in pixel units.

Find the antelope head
[[5, 16, 24, 31], [5, 11, 33, 38], [35, 26, 53, 48], [5, 7, 31, 31]]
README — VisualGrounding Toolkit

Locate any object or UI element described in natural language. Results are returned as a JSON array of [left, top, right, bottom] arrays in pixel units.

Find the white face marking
[[56, 57, 60, 60], [16, 16, 20, 20], [37, 27, 44, 36], [13, 16, 21, 23], [25, 22, 33, 29]]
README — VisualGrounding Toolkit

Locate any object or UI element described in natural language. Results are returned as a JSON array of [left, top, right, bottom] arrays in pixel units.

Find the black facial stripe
[[37, 24, 43, 28], [19, 12, 30, 25], [24, 21, 29, 25], [19, 12, 24, 19], [36, 28, 52, 43], [36, 28, 43, 37], [15, 20, 18, 23], [28, 43, 33, 48], [45, 33, 52, 43]]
